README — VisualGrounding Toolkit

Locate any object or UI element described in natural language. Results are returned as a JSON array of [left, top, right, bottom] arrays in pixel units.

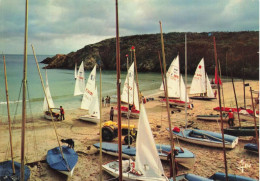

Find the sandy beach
[[0, 80, 259, 180]]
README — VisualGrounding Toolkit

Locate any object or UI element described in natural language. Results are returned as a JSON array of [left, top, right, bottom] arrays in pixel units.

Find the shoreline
[[0, 80, 259, 180]]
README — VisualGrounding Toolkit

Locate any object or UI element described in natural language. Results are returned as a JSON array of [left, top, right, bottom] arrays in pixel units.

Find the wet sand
[[0, 80, 259, 180]]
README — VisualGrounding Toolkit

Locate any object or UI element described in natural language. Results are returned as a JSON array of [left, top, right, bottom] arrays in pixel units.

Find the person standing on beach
[[60, 106, 65, 120], [227, 109, 234, 126], [110, 107, 114, 121], [214, 90, 217, 98]]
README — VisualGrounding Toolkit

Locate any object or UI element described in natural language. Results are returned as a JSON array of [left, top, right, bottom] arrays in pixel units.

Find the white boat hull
[[102, 160, 168, 181], [79, 115, 100, 124], [174, 134, 238, 149]]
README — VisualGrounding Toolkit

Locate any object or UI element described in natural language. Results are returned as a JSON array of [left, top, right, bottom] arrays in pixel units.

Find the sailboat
[[79, 87, 100, 123], [74, 61, 85, 96], [189, 58, 216, 100], [32, 45, 78, 177], [78, 65, 100, 123], [0, 55, 30, 180], [160, 55, 193, 109], [170, 127, 238, 149], [93, 142, 195, 169], [43, 70, 60, 121], [115, 62, 140, 117], [102, 104, 169, 180]]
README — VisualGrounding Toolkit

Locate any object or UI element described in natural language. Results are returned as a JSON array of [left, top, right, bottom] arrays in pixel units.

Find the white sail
[[88, 87, 100, 119], [180, 75, 189, 102], [160, 56, 180, 98], [135, 104, 166, 179], [74, 62, 77, 79], [189, 58, 206, 95], [74, 61, 85, 96], [121, 62, 135, 105], [81, 65, 96, 110], [43, 70, 55, 111], [206, 74, 214, 98]]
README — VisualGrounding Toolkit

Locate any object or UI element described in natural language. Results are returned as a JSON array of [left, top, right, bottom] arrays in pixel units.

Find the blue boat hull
[[169, 128, 238, 149], [210, 172, 257, 181], [0, 160, 30, 181], [46, 146, 78, 176], [94, 142, 195, 168]]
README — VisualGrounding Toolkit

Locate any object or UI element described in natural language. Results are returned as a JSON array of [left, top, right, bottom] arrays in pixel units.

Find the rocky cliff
[[41, 31, 259, 79]]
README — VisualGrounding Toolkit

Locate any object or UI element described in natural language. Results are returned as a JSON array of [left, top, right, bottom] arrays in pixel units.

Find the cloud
[[0, 0, 258, 54]]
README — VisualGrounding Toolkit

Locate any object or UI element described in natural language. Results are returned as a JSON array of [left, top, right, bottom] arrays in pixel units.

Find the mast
[[159, 21, 176, 180], [133, 46, 141, 104], [249, 87, 259, 153], [3, 55, 15, 174], [115, 0, 122, 180], [31, 45, 68, 168], [185, 34, 188, 129], [21, 0, 28, 180], [213, 36, 228, 181], [126, 54, 131, 148], [99, 62, 103, 181], [231, 78, 241, 127]]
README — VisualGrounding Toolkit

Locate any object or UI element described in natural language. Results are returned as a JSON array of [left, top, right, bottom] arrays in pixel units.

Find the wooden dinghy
[[169, 128, 238, 149], [94, 142, 195, 169], [46, 146, 78, 176]]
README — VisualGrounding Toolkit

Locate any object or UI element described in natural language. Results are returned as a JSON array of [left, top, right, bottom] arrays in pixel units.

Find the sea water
[[0, 54, 226, 121]]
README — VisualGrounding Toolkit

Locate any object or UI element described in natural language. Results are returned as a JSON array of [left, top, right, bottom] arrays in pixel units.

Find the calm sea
[[0, 54, 229, 120]]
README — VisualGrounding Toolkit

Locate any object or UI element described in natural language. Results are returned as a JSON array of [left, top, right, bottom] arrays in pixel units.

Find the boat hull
[[79, 115, 100, 124], [93, 142, 195, 169], [103, 160, 168, 181], [46, 146, 78, 176], [244, 143, 258, 153], [0, 161, 30, 181], [196, 114, 228, 121], [170, 129, 238, 149], [224, 126, 259, 136], [189, 96, 216, 101]]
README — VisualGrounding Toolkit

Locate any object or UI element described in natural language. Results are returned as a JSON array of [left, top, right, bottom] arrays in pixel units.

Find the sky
[[0, 0, 259, 55]]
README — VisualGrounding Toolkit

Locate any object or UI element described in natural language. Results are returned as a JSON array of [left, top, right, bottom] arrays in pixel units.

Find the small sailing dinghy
[[103, 104, 169, 180], [79, 65, 100, 123], [79, 87, 100, 123], [160, 56, 193, 108], [115, 62, 140, 118], [74, 61, 85, 96], [189, 58, 216, 101], [94, 142, 195, 169], [169, 128, 238, 149], [46, 146, 78, 176], [43, 70, 60, 121]]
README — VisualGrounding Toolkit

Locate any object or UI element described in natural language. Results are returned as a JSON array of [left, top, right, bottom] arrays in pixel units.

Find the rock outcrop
[[41, 31, 259, 79]]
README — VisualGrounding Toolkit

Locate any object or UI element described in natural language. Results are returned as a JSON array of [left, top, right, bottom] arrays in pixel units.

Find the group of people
[[102, 96, 111, 107]]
